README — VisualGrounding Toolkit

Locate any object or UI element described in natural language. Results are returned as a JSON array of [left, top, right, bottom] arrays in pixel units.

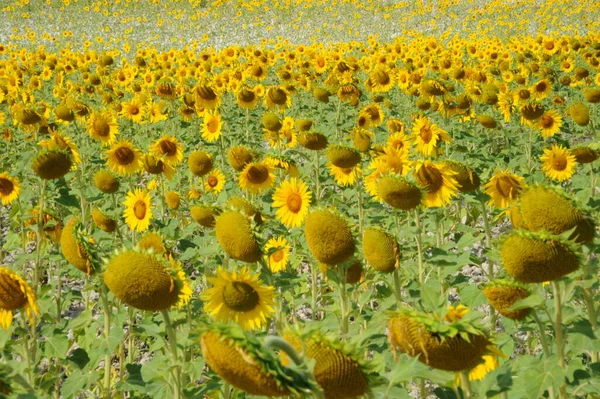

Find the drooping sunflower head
[[87, 109, 118, 145], [568, 102, 590, 126], [188, 150, 213, 177], [304, 209, 355, 265], [584, 88, 600, 104], [32, 149, 72, 180], [194, 84, 219, 109], [152, 135, 183, 166], [414, 161, 459, 208], [54, 103, 75, 122], [388, 306, 493, 372], [262, 112, 282, 132], [199, 324, 317, 396], [476, 114, 497, 129], [352, 129, 372, 153], [0, 266, 39, 330], [483, 280, 532, 320], [377, 175, 422, 210], [141, 154, 166, 175], [60, 217, 98, 275], [296, 119, 313, 132], [326, 145, 362, 169], [520, 103, 544, 120], [94, 169, 119, 194], [165, 191, 180, 210], [227, 196, 263, 225], [190, 204, 220, 228], [483, 170, 526, 209], [215, 211, 262, 263], [500, 230, 579, 283], [443, 161, 481, 193], [519, 185, 595, 244], [91, 208, 117, 233], [362, 227, 400, 273], [570, 146, 599, 164], [281, 328, 375, 399], [313, 87, 331, 103], [202, 267, 275, 330], [104, 248, 190, 311], [227, 145, 254, 171], [298, 132, 328, 151], [137, 232, 168, 255]]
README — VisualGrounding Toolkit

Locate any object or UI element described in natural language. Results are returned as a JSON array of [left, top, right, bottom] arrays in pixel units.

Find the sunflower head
[[352, 129, 372, 153], [91, 208, 117, 232], [476, 114, 497, 129], [520, 103, 544, 120], [483, 280, 532, 320], [0, 267, 39, 330], [262, 112, 282, 132], [377, 175, 422, 210], [304, 210, 355, 265], [443, 161, 481, 192], [187, 151, 213, 177], [519, 185, 595, 244], [228, 145, 254, 171], [104, 248, 189, 311], [94, 169, 119, 194], [165, 191, 180, 210], [388, 307, 492, 372], [296, 119, 312, 132], [54, 104, 75, 122], [60, 217, 98, 275], [239, 162, 275, 193], [584, 88, 600, 104], [190, 205, 221, 228], [326, 145, 362, 169], [215, 211, 262, 263], [282, 329, 374, 399], [568, 102, 590, 126], [362, 227, 400, 273], [298, 132, 328, 151], [141, 154, 166, 175], [500, 230, 579, 283], [570, 146, 599, 164], [227, 196, 263, 225], [199, 324, 317, 396], [137, 232, 168, 255], [32, 149, 72, 180], [313, 87, 331, 103], [0, 173, 20, 206]]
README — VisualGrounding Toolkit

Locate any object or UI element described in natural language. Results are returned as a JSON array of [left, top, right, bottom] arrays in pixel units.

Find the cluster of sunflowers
[[0, 5, 599, 398]]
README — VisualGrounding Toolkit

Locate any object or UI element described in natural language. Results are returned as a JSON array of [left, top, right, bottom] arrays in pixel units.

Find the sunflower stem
[[459, 371, 472, 399], [244, 108, 250, 143], [337, 267, 349, 335], [159, 175, 166, 222], [311, 261, 319, 321], [413, 209, 424, 285], [357, 185, 364, 233], [160, 309, 182, 399], [582, 257, 599, 362], [100, 285, 112, 399], [532, 311, 552, 358], [55, 269, 62, 322], [33, 180, 46, 292], [526, 127, 534, 173], [551, 281, 567, 399], [590, 164, 597, 199], [76, 167, 87, 226], [16, 197, 27, 252], [393, 268, 402, 305], [314, 151, 321, 204], [21, 312, 33, 386], [479, 199, 496, 330]]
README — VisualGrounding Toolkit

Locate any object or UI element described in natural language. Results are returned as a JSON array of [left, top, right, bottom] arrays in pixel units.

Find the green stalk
[[552, 281, 567, 399], [413, 209, 424, 285], [337, 267, 349, 335], [582, 258, 599, 362], [532, 311, 555, 399], [459, 371, 472, 399], [33, 180, 46, 292], [21, 312, 33, 385], [161, 309, 182, 399], [314, 151, 320, 204], [311, 261, 319, 321], [100, 285, 112, 399], [393, 268, 402, 304], [479, 199, 496, 329], [590, 164, 596, 199]]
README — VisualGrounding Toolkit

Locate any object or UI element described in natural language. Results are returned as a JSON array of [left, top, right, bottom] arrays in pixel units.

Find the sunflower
[[238, 162, 275, 193], [0, 173, 20, 206], [106, 140, 142, 176], [38, 132, 81, 166], [202, 266, 276, 331], [201, 110, 223, 142], [0, 267, 38, 330], [327, 163, 361, 186], [152, 135, 183, 166], [123, 189, 153, 232], [86, 109, 118, 145], [530, 79, 552, 100], [119, 98, 145, 124], [264, 236, 290, 273], [413, 161, 459, 207], [236, 86, 259, 109], [536, 109, 562, 138], [483, 170, 525, 209], [411, 116, 450, 156], [271, 178, 312, 228], [540, 145, 577, 182], [204, 169, 226, 194]]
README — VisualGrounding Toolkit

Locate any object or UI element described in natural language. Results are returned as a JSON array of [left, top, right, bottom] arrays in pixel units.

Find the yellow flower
[[123, 188, 153, 232], [271, 178, 312, 228], [86, 109, 118, 145], [483, 170, 525, 209], [106, 140, 142, 176], [411, 116, 450, 156], [119, 98, 145, 124], [0, 173, 20, 206], [152, 135, 183, 166], [414, 161, 459, 207], [238, 162, 275, 193], [0, 266, 38, 330], [201, 110, 223, 142], [540, 145, 577, 182], [201, 266, 276, 330], [327, 163, 361, 186], [264, 236, 290, 273], [204, 169, 225, 194], [536, 109, 562, 138]]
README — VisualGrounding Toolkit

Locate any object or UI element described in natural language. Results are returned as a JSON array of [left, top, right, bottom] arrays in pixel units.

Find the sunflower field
[[0, 0, 600, 398]]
